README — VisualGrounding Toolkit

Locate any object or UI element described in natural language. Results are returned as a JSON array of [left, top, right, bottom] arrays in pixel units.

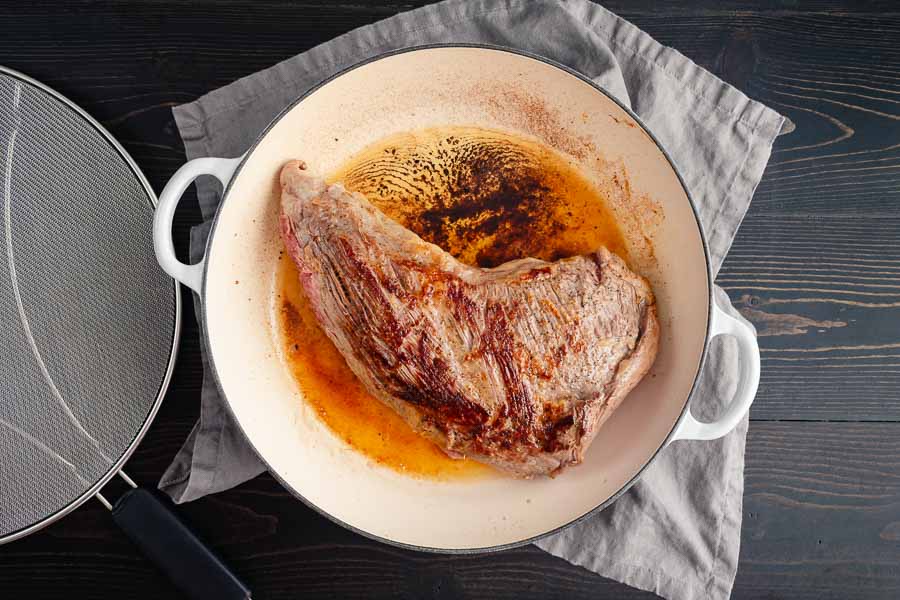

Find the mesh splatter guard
[[0, 66, 248, 599]]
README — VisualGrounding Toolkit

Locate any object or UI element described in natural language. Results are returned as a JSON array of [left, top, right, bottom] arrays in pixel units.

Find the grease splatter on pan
[[329, 126, 628, 268]]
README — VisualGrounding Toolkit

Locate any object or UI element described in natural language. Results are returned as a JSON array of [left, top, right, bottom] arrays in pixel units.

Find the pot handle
[[668, 295, 760, 443], [153, 156, 243, 295]]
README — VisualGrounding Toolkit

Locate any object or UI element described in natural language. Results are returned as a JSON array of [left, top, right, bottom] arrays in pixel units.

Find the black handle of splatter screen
[[111, 487, 251, 600]]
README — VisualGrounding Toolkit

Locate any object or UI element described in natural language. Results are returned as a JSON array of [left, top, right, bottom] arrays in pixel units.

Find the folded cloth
[[160, 2, 785, 598]]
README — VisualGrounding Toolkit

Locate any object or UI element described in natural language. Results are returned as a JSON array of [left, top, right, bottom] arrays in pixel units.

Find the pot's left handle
[[153, 156, 243, 295], [668, 296, 760, 443]]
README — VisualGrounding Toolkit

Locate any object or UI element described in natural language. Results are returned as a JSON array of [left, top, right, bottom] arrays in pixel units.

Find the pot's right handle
[[668, 297, 760, 443], [153, 156, 243, 295]]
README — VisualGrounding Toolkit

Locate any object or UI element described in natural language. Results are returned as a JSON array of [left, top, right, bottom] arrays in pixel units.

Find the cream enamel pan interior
[[153, 46, 760, 551]]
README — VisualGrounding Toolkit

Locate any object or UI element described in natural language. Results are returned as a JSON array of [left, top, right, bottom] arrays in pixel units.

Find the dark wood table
[[2, 1, 899, 598]]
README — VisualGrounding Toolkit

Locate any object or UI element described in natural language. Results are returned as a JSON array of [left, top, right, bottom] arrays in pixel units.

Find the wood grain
[[739, 423, 900, 599], [723, 214, 900, 421], [1, 1, 899, 599], [2, 421, 897, 599]]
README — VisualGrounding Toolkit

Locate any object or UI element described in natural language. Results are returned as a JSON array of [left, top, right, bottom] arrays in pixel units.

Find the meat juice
[[276, 126, 627, 479]]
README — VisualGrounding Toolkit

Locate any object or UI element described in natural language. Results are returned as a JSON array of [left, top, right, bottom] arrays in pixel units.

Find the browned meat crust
[[279, 160, 659, 477]]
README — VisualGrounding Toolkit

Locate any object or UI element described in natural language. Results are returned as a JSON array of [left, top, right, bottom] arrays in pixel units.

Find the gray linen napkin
[[160, 1, 785, 598]]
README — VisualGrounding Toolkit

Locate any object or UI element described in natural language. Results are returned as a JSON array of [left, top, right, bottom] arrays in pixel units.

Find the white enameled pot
[[153, 45, 759, 552]]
